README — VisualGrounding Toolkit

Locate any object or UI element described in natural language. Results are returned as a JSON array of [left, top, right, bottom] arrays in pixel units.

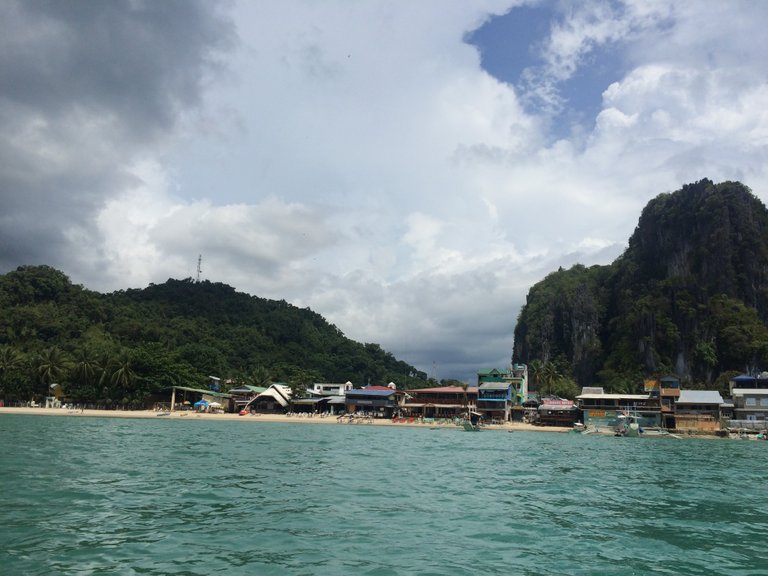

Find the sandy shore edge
[[0, 406, 568, 433]]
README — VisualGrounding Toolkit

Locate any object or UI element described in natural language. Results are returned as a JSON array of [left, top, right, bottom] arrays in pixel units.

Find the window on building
[[746, 397, 757, 406]]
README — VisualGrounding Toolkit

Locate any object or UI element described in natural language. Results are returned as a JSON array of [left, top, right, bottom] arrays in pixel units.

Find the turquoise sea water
[[2, 415, 767, 576]]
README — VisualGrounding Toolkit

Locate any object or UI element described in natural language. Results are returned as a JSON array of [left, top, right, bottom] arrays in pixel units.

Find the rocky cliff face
[[513, 179, 768, 390]]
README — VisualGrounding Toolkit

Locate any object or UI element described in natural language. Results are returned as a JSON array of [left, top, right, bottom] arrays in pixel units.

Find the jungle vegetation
[[0, 266, 428, 407]]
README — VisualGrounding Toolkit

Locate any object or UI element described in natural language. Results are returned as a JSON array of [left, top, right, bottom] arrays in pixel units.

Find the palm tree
[[0, 346, 26, 399], [36, 346, 71, 398], [528, 359, 543, 393], [249, 365, 272, 388], [109, 351, 135, 405], [0, 346, 24, 374], [71, 347, 103, 402], [460, 381, 469, 418], [540, 362, 562, 397]]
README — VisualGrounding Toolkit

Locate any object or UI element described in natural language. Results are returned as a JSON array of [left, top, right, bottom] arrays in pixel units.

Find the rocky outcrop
[[513, 179, 768, 389]]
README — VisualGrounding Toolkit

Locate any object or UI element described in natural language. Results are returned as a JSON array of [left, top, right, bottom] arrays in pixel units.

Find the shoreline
[[0, 406, 568, 433]]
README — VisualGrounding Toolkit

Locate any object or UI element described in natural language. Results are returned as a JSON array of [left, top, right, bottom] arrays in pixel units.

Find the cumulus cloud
[[0, 0, 234, 278], [2, 0, 768, 381]]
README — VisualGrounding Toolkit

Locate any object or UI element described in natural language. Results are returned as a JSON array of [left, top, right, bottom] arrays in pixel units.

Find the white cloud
[[3, 0, 768, 382]]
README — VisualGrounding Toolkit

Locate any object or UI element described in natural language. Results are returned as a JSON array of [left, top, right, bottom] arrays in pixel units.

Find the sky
[[2, 0, 768, 383]]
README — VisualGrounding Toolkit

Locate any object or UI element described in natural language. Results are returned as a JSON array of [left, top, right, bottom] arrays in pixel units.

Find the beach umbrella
[[209, 401, 222, 408], [193, 400, 209, 407]]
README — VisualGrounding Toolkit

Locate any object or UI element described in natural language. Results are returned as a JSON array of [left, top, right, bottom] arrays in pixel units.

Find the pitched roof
[[254, 384, 292, 407], [228, 385, 267, 394], [477, 368, 508, 376], [408, 386, 478, 393], [677, 390, 724, 404], [346, 389, 396, 398]]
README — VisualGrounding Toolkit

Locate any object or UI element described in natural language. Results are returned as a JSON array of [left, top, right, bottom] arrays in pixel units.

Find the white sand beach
[[0, 406, 569, 432]]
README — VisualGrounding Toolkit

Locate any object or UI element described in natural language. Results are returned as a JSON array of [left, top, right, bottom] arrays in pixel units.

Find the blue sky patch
[[466, 2, 626, 136]]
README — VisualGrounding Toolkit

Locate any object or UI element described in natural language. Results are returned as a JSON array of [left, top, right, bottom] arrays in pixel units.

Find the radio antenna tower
[[196, 254, 202, 283]]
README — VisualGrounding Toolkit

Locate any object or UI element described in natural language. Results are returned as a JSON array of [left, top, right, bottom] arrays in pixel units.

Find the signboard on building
[[644, 379, 660, 391]]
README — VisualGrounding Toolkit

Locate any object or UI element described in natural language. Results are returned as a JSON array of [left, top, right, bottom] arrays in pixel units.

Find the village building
[[309, 381, 353, 397], [730, 388, 768, 428], [477, 382, 513, 422], [536, 397, 579, 427], [228, 384, 268, 412], [657, 375, 681, 429], [476, 365, 529, 422], [402, 385, 478, 419], [576, 387, 661, 431], [673, 390, 725, 432], [729, 373, 768, 395], [299, 381, 354, 414], [344, 383, 405, 418], [244, 383, 292, 413]]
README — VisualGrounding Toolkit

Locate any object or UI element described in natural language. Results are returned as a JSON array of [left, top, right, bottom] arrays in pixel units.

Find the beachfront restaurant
[[576, 387, 661, 431], [537, 399, 579, 427], [402, 386, 478, 419], [244, 383, 292, 413], [290, 396, 332, 414]]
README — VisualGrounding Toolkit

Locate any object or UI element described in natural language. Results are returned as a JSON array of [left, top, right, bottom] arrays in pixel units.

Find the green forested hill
[[0, 266, 427, 405], [513, 179, 768, 395]]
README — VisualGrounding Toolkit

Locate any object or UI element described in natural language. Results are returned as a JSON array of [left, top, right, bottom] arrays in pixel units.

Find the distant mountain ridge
[[512, 179, 768, 393]]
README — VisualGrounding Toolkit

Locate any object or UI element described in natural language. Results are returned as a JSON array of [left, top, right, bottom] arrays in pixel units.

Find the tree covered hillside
[[0, 265, 427, 406], [513, 179, 768, 395]]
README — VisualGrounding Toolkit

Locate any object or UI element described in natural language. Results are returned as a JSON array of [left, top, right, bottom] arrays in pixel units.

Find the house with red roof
[[402, 386, 477, 419]]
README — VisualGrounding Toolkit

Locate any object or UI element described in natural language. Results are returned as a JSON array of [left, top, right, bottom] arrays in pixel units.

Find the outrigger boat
[[615, 413, 640, 437], [576, 412, 681, 438], [462, 411, 483, 432]]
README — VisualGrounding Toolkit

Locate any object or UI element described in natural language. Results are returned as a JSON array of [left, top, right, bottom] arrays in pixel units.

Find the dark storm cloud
[[0, 0, 234, 272], [1, 0, 233, 136]]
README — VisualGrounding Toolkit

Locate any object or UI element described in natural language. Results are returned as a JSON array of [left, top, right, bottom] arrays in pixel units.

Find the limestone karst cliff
[[513, 179, 768, 392]]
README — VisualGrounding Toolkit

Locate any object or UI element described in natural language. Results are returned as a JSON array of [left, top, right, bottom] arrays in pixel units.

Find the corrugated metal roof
[[577, 393, 650, 400], [170, 386, 232, 399], [677, 390, 724, 404], [539, 404, 576, 411], [408, 386, 478, 393], [346, 389, 395, 398], [479, 382, 510, 390], [228, 385, 267, 394], [477, 368, 508, 376], [292, 397, 328, 405]]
